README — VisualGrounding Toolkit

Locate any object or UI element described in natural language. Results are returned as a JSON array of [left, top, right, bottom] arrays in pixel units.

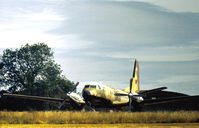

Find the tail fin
[[124, 59, 140, 93]]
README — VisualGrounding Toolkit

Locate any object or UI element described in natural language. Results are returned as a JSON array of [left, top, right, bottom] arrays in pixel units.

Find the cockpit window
[[85, 85, 89, 88], [84, 85, 96, 89], [90, 85, 96, 88]]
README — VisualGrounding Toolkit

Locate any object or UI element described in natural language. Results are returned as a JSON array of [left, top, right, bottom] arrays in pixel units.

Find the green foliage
[[0, 43, 74, 98]]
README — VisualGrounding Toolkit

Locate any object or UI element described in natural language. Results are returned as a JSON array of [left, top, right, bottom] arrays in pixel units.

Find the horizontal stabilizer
[[139, 87, 167, 95]]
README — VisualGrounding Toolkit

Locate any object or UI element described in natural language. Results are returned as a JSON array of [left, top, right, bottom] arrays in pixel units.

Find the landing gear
[[83, 101, 95, 111]]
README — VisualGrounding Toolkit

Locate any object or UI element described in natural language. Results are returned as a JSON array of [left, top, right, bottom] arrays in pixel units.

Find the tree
[[0, 43, 74, 97]]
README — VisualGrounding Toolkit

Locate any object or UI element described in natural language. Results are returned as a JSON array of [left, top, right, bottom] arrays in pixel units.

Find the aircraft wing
[[2, 93, 67, 103], [142, 95, 199, 106]]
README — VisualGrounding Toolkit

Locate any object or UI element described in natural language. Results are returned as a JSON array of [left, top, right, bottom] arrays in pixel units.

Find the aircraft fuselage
[[82, 85, 129, 107]]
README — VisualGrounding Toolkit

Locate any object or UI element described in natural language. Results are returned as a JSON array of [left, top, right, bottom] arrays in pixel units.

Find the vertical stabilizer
[[124, 59, 140, 93]]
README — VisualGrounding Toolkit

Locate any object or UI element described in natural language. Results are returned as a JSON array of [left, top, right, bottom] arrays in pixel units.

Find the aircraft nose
[[82, 90, 91, 99]]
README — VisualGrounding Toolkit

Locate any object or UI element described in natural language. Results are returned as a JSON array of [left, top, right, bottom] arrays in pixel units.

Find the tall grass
[[0, 111, 199, 124]]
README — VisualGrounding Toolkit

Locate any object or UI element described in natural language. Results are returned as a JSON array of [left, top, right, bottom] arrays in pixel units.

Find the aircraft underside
[[82, 95, 142, 111]]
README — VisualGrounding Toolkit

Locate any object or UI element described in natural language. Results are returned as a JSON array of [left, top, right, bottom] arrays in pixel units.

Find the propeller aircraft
[[2, 59, 199, 111]]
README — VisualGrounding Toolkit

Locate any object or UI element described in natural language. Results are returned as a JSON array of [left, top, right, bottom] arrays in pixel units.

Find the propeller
[[57, 82, 80, 109], [114, 79, 135, 111], [114, 93, 143, 97], [115, 59, 143, 111]]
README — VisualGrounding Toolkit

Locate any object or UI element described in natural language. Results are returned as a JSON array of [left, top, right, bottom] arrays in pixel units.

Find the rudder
[[124, 59, 140, 93]]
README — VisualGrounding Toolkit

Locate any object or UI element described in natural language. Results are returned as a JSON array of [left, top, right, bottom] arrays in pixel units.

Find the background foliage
[[0, 43, 74, 110]]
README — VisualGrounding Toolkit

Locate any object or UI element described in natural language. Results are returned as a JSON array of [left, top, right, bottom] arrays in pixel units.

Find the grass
[[0, 111, 199, 124], [1, 124, 199, 128]]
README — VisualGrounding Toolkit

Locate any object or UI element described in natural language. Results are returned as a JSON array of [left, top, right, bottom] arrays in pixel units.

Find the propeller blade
[[56, 85, 65, 93], [130, 59, 137, 93], [130, 78, 133, 93], [132, 94, 144, 97], [128, 96, 132, 111], [70, 82, 79, 93], [57, 82, 79, 94], [114, 93, 128, 96], [115, 93, 143, 97], [58, 98, 68, 109]]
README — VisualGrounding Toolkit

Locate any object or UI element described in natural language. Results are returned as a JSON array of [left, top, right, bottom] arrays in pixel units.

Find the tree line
[[0, 43, 74, 110]]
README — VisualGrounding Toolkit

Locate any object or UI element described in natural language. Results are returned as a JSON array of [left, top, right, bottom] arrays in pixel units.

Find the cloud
[[53, 1, 199, 44], [1, 0, 199, 62], [20, 9, 66, 21], [49, 1, 199, 62], [153, 74, 199, 95], [114, 0, 199, 13], [47, 1, 199, 94], [106, 46, 199, 61], [0, 0, 93, 51], [149, 0, 199, 13], [156, 75, 199, 84]]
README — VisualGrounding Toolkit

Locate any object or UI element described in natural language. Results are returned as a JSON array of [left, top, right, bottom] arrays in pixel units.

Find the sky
[[0, 0, 199, 95]]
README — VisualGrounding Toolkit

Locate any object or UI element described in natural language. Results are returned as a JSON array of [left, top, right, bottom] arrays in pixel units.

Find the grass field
[[1, 124, 199, 128], [1, 111, 199, 124]]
